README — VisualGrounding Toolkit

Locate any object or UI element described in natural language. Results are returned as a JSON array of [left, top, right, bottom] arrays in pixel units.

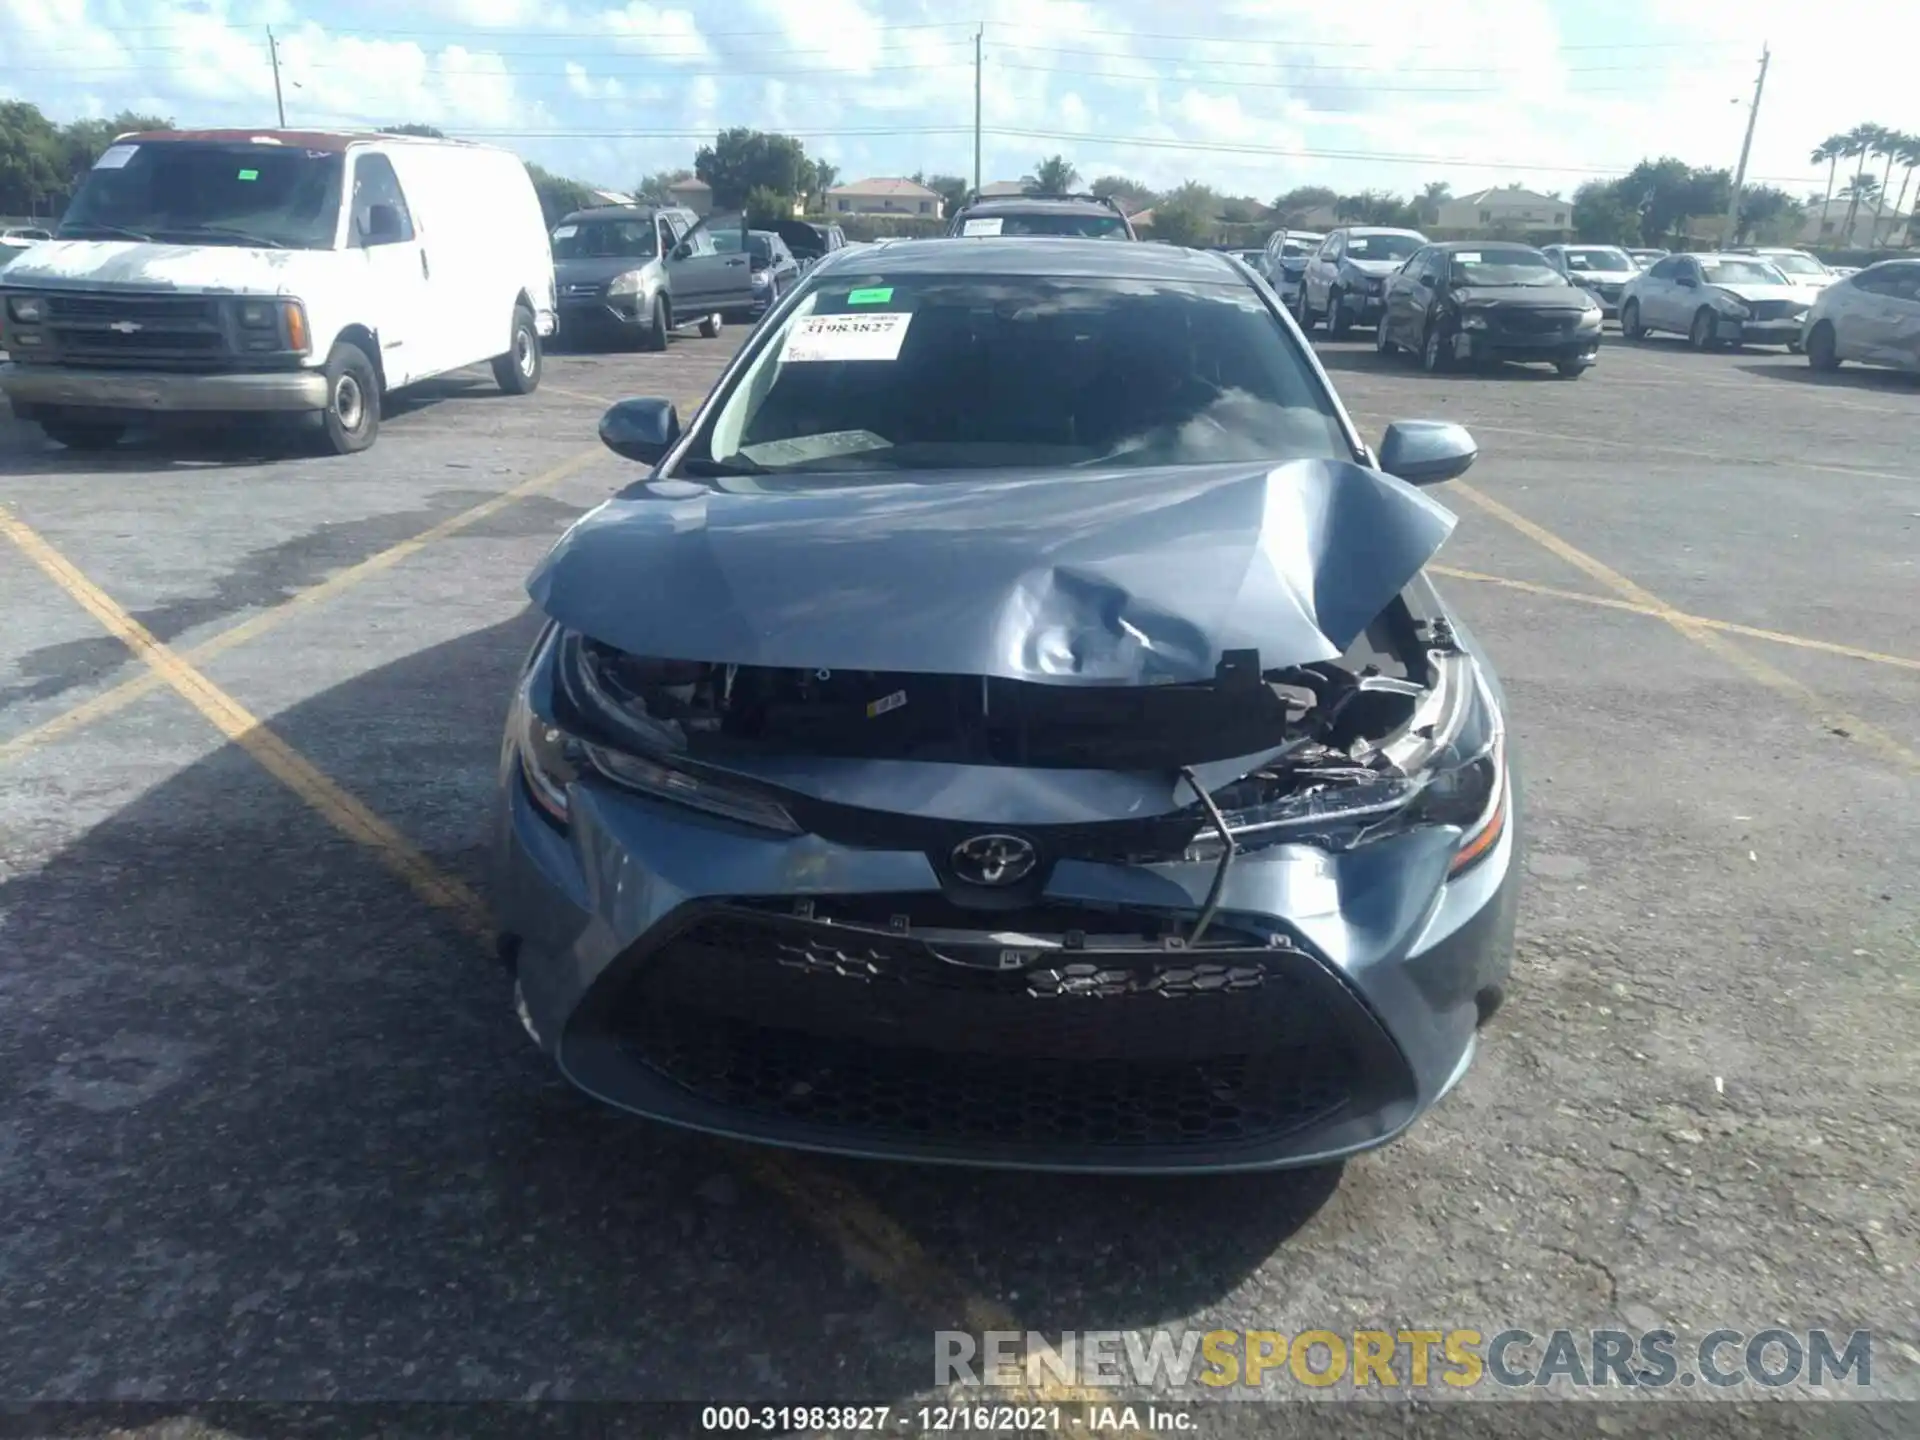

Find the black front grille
[[597, 902, 1413, 1154], [1494, 308, 1579, 335], [38, 289, 230, 369], [1745, 300, 1801, 321]]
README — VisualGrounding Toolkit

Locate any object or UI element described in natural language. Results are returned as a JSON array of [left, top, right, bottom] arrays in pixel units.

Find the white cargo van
[[0, 129, 556, 454]]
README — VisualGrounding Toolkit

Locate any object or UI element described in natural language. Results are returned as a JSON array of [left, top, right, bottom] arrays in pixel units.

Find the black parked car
[[1377, 242, 1604, 378], [947, 192, 1136, 239]]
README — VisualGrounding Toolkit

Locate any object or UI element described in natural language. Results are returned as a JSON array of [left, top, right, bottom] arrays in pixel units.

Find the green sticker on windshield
[[237, 169, 259, 181], [847, 287, 893, 305]]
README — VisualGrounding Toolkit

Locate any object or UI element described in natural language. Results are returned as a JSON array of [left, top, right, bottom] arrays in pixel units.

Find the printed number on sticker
[[780, 312, 914, 363], [961, 217, 1004, 236]]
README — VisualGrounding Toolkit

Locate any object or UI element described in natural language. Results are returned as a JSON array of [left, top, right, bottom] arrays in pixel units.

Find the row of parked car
[[1234, 225, 1917, 379]]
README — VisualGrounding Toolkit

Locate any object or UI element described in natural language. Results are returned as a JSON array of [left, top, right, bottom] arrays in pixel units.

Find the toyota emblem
[[949, 833, 1037, 887]]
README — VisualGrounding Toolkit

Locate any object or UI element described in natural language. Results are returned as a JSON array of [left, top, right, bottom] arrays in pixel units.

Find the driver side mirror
[[1417, 273, 1436, 289], [670, 241, 693, 261], [599, 397, 681, 465], [1377, 420, 1477, 487]]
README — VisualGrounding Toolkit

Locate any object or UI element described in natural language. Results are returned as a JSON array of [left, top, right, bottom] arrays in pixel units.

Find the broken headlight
[[525, 631, 799, 835], [1190, 651, 1507, 876]]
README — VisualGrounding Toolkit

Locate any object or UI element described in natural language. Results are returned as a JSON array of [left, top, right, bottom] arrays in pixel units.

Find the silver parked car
[[1801, 259, 1920, 375], [1297, 227, 1428, 337], [1618, 253, 1809, 351], [1258, 229, 1324, 306], [1539, 244, 1637, 320]]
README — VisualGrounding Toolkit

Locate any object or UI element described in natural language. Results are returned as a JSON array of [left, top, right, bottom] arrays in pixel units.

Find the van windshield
[[58, 141, 345, 250]]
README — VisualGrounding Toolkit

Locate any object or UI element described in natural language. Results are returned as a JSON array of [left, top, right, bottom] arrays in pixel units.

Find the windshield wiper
[[156, 226, 288, 249], [681, 456, 768, 477], [59, 222, 152, 241]]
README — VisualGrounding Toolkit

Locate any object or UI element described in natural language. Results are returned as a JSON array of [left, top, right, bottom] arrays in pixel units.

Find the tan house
[[1798, 195, 1911, 248], [667, 176, 711, 215], [976, 180, 1027, 198], [828, 177, 943, 216], [1435, 186, 1571, 238]]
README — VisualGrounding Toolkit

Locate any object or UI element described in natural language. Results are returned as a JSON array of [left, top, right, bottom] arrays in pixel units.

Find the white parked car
[[1539, 244, 1638, 319], [1801, 258, 1920, 375], [0, 129, 556, 454], [1618, 253, 1810, 351], [1, 226, 53, 251], [1730, 247, 1838, 298]]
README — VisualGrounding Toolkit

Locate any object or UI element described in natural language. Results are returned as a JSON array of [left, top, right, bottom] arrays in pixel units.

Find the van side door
[[348, 151, 433, 385]]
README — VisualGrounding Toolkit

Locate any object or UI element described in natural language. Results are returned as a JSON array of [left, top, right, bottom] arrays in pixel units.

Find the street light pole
[[1723, 43, 1769, 243], [973, 27, 983, 195]]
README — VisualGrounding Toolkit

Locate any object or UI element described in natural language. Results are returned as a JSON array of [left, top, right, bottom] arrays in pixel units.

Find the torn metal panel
[[527, 457, 1457, 686]]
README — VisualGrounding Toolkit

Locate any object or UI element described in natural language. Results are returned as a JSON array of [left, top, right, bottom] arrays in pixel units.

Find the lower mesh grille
[[597, 903, 1410, 1154], [619, 1005, 1355, 1148]]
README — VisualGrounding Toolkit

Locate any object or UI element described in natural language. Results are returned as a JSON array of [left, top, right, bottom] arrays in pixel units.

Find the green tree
[[743, 185, 790, 225], [922, 172, 969, 218], [694, 127, 809, 211], [1836, 124, 1879, 243], [57, 111, 172, 189], [1335, 189, 1415, 227], [1268, 185, 1336, 224], [1023, 155, 1079, 195], [1612, 158, 1726, 245], [379, 123, 445, 138], [1734, 185, 1803, 245], [1571, 178, 1638, 244], [636, 167, 692, 202], [1218, 195, 1262, 224], [1838, 170, 1881, 243], [807, 160, 838, 210], [525, 162, 600, 226], [1887, 133, 1920, 247], [1089, 174, 1155, 211]]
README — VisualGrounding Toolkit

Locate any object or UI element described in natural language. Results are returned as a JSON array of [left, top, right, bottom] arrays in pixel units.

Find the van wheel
[[699, 312, 724, 339], [318, 341, 380, 455], [641, 296, 669, 352], [492, 305, 542, 395], [40, 416, 127, 451]]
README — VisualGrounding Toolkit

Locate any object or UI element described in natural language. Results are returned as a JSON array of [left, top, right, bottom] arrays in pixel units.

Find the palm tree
[[1024, 155, 1080, 196], [1867, 125, 1902, 245], [1839, 171, 1882, 244], [1838, 125, 1881, 243], [809, 161, 838, 210], [1889, 133, 1920, 247], [1810, 135, 1847, 235], [1418, 180, 1452, 223]]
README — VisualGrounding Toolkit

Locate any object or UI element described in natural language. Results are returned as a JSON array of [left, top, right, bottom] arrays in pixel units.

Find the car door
[[1384, 246, 1429, 345], [1847, 265, 1920, 365], [1886, 268, 1920, 370], [666, 212, 751, 317], [1637, 256, 1683, 330], [1310, 232, 1344, 310], [348, 151, 434, 386]]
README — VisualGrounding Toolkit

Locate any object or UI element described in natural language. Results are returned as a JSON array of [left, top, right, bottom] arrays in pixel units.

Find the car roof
[[1342, 227, 1425, 237], [957, 195, 1123, 215], [815, 236, 1240, 283], [559, 205, 683, 223], [1432, 240, 1543, 253]]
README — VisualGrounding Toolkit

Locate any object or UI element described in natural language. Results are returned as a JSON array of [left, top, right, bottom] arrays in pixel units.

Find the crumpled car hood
[[528, 458, 1456, 685]]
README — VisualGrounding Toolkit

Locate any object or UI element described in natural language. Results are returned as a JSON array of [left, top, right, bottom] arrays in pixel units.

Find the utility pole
[[973, 27, 983, 195], [1723, 42, 1769, 243], [268, 27, 287, 127]]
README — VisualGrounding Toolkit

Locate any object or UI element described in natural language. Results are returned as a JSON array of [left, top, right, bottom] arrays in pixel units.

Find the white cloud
[[596, 2, 710, 61]]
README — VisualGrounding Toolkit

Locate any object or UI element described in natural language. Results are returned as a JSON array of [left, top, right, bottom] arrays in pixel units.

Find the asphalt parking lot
[[2, 324, 1916, 1431]]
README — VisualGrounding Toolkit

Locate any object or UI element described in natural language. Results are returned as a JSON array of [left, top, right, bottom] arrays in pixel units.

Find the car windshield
[[57, 140, 344, 249], [1450, 248, 1567, 287], [691, 273, 1349, 476], [1282, 238, 1320, 257], [1346, 233, 1420, 261], [1561, 247, 1631, 272], [975, 212, 1130, 239], [1762, 253, 1826, 276], [551, 218, 659, 260], [748, 234, 775, 261], [1701, 259, 1785, 285]]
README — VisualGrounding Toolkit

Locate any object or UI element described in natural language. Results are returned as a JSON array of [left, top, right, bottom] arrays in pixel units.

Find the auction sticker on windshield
[[93, 144, 138, 169], [961, 217, 1004, 236], [780, 312, 914, 363]]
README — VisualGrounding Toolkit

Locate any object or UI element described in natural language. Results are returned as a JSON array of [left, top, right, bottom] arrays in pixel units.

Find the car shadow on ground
[[0, 378, 506, 473], [1733, 357, 1920, 390], [0, 612, 1331, 1402]]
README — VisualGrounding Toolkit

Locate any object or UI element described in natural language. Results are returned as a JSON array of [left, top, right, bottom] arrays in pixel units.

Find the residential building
[[667, 177, 712, 215], [1799, 196, 1911, 248], [977, 180, 1027, 198], [1434, 185, 1571, 238], [827, 177, 943, 216]]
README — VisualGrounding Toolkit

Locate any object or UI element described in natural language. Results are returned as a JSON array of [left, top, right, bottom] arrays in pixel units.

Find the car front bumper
[[0, 361, 328, 414], [1727, 319, 1803, 346], [1457, 330, 1601, 366], [493, 666, 1520, 1174], [557, 295, 648, 333]]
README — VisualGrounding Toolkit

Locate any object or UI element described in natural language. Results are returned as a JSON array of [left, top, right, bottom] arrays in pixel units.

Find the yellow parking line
[[1450, 483, 1920, 774], [1430, 564, 1920, 673], [0, 503, 494, 932], [1, 498, 1056, 1395], [0, 446, 607, 767]]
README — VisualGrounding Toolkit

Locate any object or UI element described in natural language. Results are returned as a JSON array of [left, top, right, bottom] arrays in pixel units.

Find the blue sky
[[4, 0, 1914, 206]]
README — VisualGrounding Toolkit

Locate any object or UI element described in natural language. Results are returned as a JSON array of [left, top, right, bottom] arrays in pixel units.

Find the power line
[[10, 58, 975, 79], [986, 45, 1744, 75], [989, 61, 1683, 94], [981, 22, 1756, 52]]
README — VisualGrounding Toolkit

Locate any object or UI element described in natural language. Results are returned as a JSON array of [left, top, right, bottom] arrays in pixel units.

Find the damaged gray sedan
[[494, 239, 1518, 1172]]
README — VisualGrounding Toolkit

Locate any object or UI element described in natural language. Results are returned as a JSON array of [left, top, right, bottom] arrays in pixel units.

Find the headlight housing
[[515, 630, 801, 835], [1715, 294, 1751, 319], [607, 269, 651, 297], [6, 293, 46, 324], [751, 269, 770, 288], [1187, 650, 1508, 877], [1460, 312, 1490, 331]]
